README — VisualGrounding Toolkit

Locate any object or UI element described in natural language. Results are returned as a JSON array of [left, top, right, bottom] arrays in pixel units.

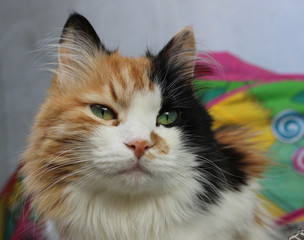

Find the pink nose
[[125, 140, 153, 159]]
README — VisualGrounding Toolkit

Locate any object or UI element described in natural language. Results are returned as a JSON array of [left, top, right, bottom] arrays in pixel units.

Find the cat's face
[[22, 14, 216, 200], [54, 54, 199, 195]]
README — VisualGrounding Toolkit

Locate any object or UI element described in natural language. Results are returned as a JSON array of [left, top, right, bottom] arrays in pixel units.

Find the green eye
[[90, 104, 116, 120], [157, 110, 178, 126]]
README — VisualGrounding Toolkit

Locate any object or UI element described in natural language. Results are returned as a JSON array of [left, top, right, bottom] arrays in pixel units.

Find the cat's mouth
[[118, 163, 151, 175]]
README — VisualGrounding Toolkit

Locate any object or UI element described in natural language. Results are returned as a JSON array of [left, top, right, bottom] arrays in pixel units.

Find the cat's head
[[23, 13, 212, 193], [22, 14, 265, 216]]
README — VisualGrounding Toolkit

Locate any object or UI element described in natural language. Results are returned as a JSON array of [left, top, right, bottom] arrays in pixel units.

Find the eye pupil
[[165, 113, 169, 121]]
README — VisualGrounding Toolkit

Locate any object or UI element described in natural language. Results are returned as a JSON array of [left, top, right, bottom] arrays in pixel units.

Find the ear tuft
[[60, 13, 102, 49], [58, 13, 110, 68], [148, 26, 197, 86], [171, 26, 196, 50], [158, 26, 196, 66]]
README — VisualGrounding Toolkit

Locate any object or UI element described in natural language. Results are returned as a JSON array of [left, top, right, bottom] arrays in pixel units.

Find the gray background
[[1, 0, 304, 188]]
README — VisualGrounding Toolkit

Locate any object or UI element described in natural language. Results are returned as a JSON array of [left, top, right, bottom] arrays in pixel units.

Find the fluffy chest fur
[[45, 182, 272, 240], [22, 13, 277, 240]]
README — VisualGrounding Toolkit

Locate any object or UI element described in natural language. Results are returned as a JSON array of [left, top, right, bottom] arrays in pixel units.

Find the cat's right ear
[[58, 13, 110, 68]]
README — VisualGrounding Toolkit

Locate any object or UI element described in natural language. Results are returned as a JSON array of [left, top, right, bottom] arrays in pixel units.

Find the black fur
[[60, 13, 113, 55], [148, 37, 249, 208]]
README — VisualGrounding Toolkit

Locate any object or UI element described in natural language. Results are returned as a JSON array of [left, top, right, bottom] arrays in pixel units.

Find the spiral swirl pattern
[[271, 110, 304, 143], [293, 147, 304, 175]]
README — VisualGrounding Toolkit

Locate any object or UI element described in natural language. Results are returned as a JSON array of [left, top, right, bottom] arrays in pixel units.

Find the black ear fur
[[147, 27, 198, 102], [157, 27, 196, 66], [60, 12, 111, 55]]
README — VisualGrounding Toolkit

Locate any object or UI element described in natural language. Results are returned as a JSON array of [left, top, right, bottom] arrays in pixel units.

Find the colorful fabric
[[1, 52, 304, 239], [195, 52, 304, 225], [0, 166, 43, 240]]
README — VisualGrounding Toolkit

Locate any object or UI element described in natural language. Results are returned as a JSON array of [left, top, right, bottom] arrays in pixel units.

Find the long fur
[[21, 13, 279, 240]]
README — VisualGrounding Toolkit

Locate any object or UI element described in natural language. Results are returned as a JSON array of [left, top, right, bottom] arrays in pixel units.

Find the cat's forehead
[[79, 53, 157, 108], [100, 53, 154, 90]]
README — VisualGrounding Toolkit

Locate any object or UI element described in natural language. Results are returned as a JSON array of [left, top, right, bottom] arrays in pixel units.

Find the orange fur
[[214, 126, 269, 178], [145, 131, 170, 160], [21, 49, 163, 219]]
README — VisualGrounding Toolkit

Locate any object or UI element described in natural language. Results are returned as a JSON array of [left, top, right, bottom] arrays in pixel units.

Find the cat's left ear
[[58, 13, 110, 68], [150, 26, 196, 79]]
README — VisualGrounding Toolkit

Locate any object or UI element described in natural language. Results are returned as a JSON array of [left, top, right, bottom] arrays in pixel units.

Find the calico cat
[[21, 13, 279, 240]]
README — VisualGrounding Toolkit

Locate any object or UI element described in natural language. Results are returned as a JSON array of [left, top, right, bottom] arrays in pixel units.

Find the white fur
[[43, 87, 274, 240], [45, 181, 274, 240]]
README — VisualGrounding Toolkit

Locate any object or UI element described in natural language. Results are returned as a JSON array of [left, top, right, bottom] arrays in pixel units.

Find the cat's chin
[[77, 166, 159, 195], [112, 168, 155, 194]]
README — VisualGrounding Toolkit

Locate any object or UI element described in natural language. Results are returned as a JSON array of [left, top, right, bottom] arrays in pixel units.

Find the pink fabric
[[196, 52, 304, 81], [276, 207, 304, 226], [11, 200, 44, 240]]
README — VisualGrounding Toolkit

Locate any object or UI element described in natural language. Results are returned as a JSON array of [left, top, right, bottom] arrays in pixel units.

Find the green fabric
[[196, 79, 304, 220]]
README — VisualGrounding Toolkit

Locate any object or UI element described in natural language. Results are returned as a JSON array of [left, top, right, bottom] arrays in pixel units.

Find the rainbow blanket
[[195, 52, 304, 225], [1, 52, 304, 239]]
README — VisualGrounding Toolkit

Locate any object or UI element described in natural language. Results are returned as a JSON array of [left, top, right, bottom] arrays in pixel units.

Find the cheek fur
[[144, 127, 200, 174], [145, 131, 169, 160]]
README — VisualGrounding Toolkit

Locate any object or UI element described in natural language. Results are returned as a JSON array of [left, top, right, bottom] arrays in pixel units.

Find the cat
[[21, 13, 280, 240]]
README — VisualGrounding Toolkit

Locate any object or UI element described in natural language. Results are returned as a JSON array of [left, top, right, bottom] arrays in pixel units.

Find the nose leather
[[125, 140, 152, 159]]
